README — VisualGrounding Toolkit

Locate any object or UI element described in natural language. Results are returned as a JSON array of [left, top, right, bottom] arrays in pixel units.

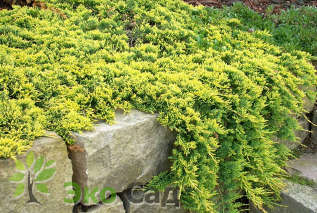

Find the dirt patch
[[0, 0, 66, 18]]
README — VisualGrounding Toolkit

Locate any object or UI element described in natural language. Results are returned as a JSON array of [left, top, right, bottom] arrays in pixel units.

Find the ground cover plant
[[184, 0, 317, 15], [184, 2, 317, 56], [0, 0, 316, 212], [215, 3, 317, 56]]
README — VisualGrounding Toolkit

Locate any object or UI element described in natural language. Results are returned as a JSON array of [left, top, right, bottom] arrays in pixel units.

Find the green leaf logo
[[14, 183, 25, 197], [45, 160, 55, 168], [35, 168, 56, 182], [9, 151, 56, 203], [9, 172, 25, 182], [36, 183, 49, 194], [15, 159, 25, 171], [34, 156, 44, 174], [26, 152, 35, 168]]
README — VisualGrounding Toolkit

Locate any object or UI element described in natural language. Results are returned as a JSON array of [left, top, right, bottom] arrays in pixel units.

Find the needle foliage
[[0, 0, 316, 212]]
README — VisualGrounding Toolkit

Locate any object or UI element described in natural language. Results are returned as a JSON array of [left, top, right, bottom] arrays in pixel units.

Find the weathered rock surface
[[0, 132, 73, 213], [128, 203, 188, 213], [301, 82, 316, 113], [78, 196, 125, 213], [287, 152, 317, 184], [304, 96, 315, 114], [119, 186, 188, 213], [311, 108, 317, 146], [276, 116, 309, 150], [251, 181, 317, 213], [251, 152, 317, 213], [69, 110, 176, 205]]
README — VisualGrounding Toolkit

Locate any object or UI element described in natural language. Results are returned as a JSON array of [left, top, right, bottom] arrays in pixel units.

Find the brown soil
[[0, 0, 66, 18]]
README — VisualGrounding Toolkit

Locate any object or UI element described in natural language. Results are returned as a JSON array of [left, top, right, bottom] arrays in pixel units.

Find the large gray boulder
[[0, 133, 73, 213], [69, 110, 176, 205]]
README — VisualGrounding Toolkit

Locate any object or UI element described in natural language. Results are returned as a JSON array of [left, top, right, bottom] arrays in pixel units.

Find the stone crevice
[[118, 192, 130, 213], [67, 143, 88, 207]]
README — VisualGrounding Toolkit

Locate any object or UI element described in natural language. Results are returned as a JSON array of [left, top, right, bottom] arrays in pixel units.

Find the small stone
[[248, 28, 255, 33]]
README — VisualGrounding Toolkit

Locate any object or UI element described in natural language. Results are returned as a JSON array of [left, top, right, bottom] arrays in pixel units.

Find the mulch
[[184, 0, 317, 14], [0, 0, 34, 10]]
